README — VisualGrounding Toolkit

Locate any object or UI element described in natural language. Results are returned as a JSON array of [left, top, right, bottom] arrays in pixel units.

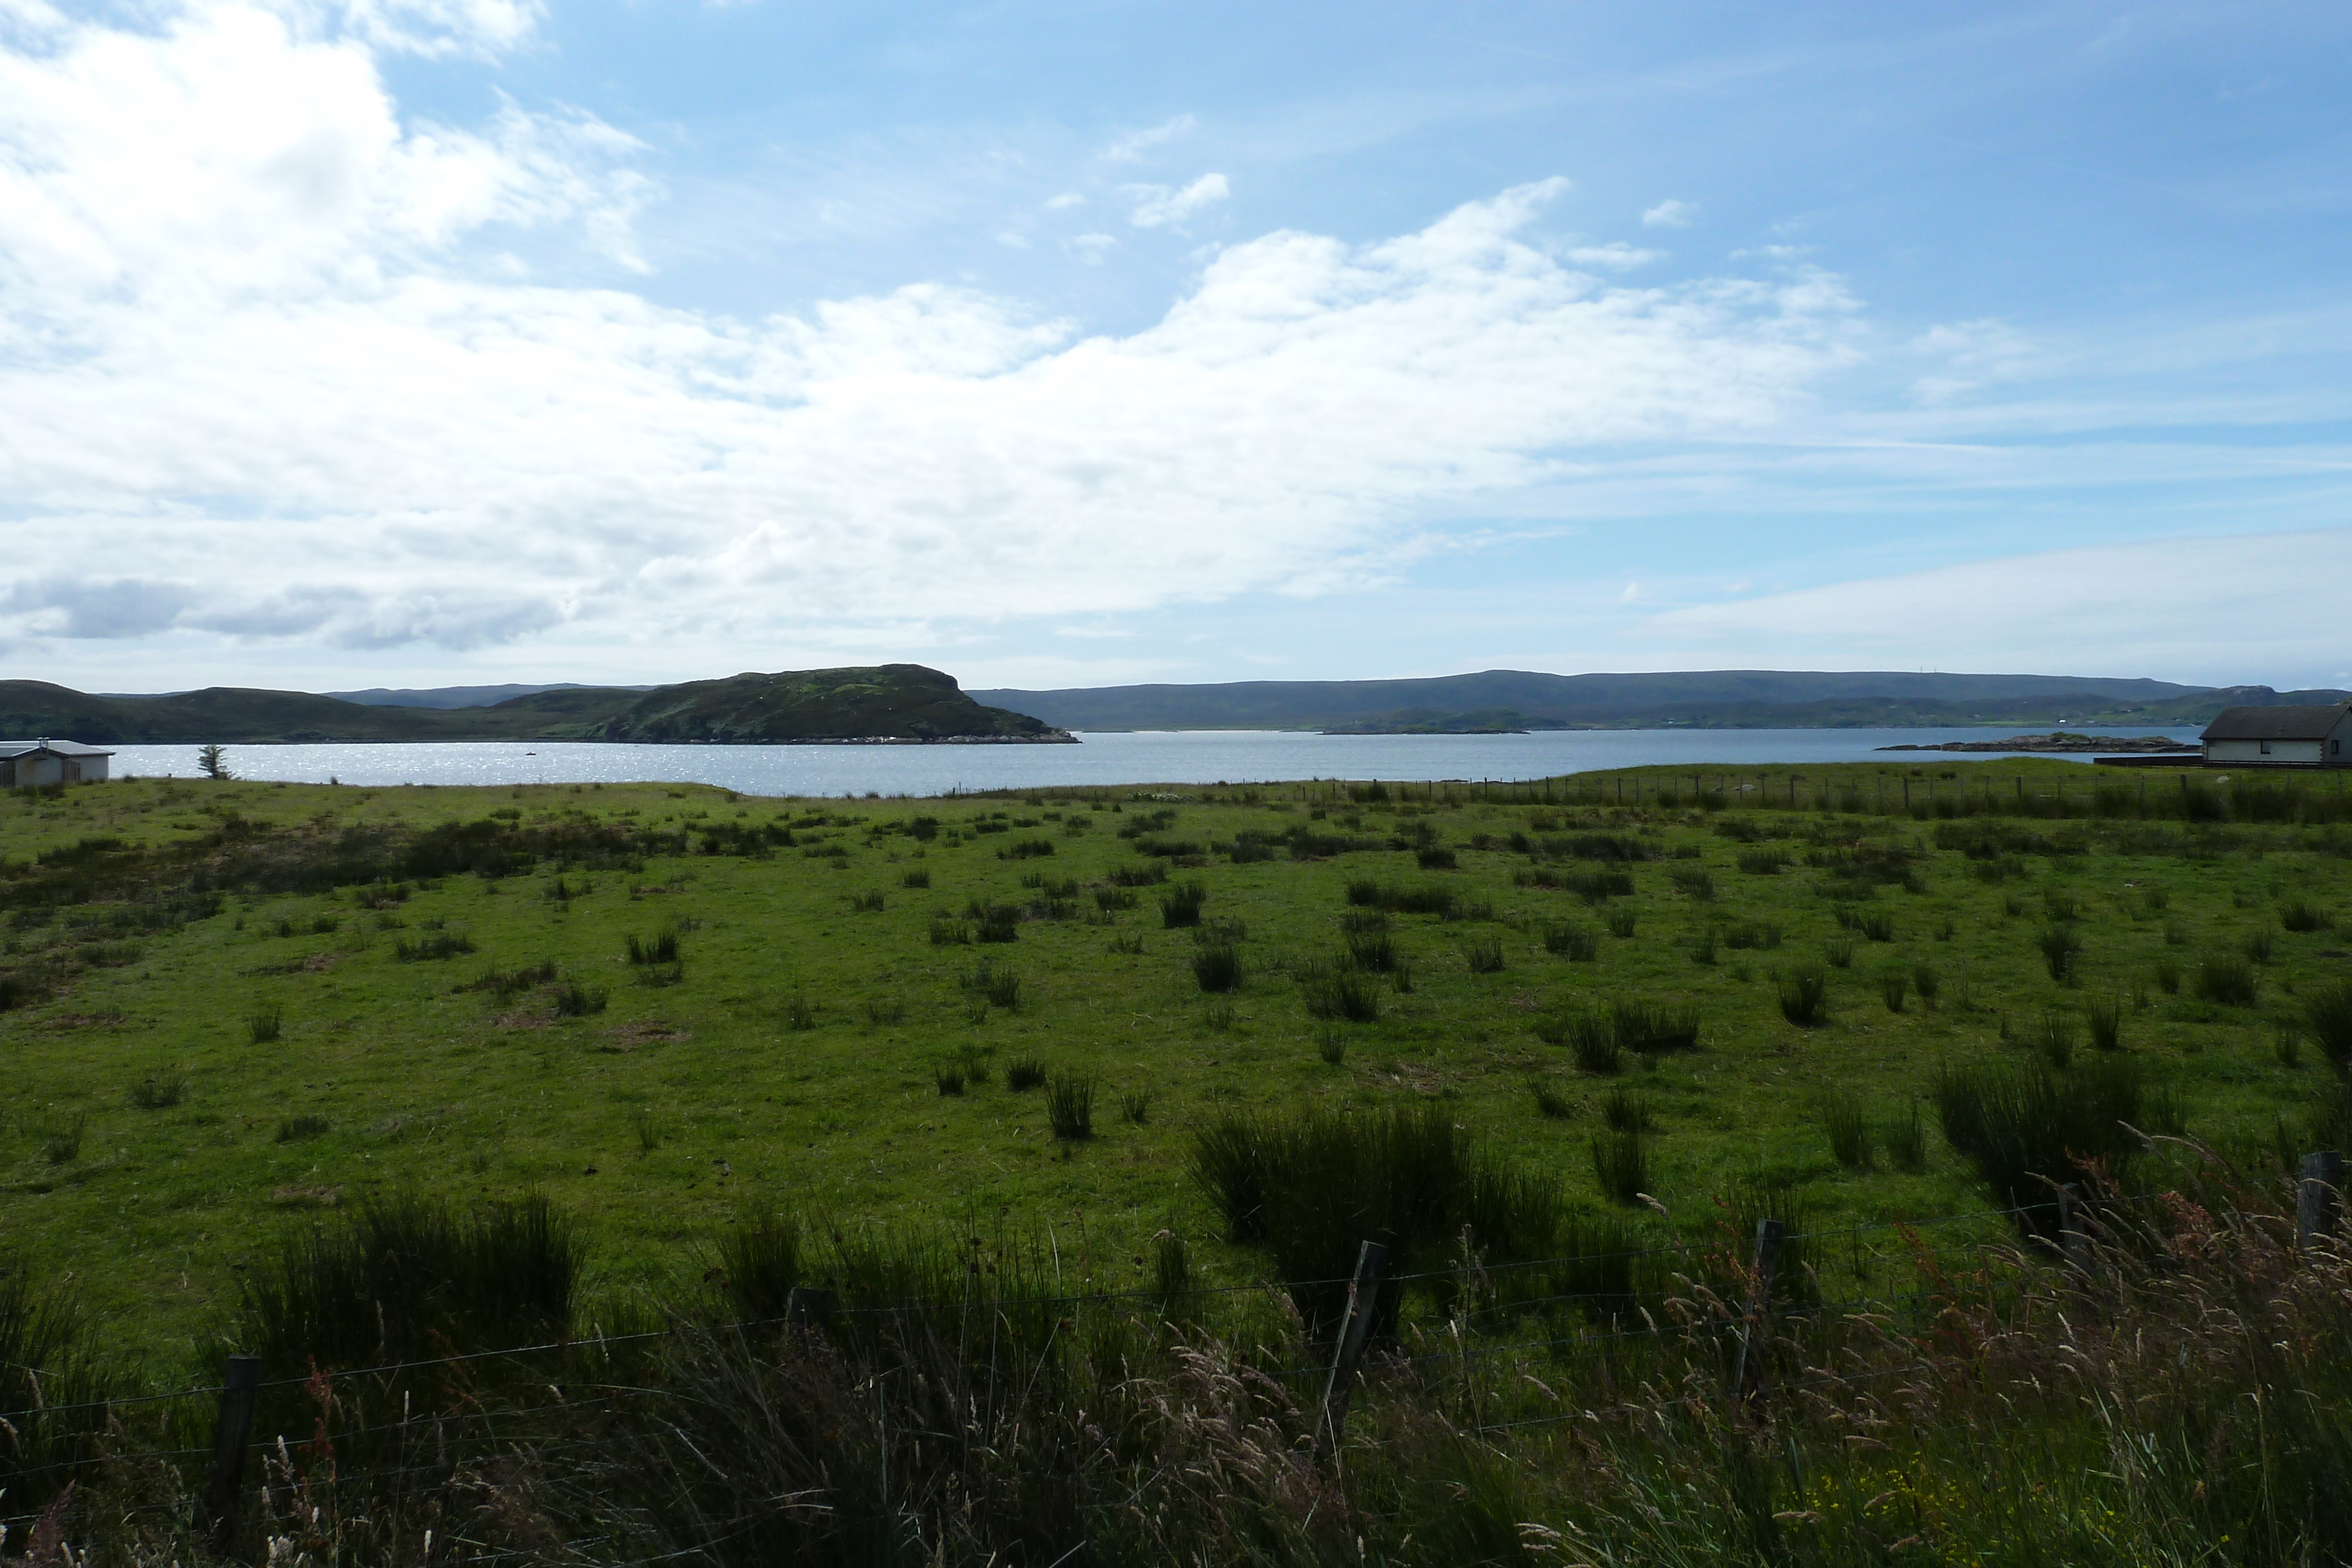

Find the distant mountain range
[[16, 666, 2344, 745], [3, 667, 1067, 745], [968, 670, 2351, 733]]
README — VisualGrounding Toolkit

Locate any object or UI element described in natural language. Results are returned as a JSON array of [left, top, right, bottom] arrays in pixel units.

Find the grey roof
[[2201, 705, 2352, 742], [0, 738, 116, 758]]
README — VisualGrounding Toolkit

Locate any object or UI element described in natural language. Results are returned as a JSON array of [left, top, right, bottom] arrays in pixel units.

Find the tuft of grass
[[1589, 1130, 1649, 1206], [2154, 958, 2181, 995], [974, 904, 1022, 944], [1045, 1074, 1095, 1139], [1912, 962, 1941, 1007], [1878, 968, 1907, 1012], [780, 991, 819, 1031], [1820, 1089, 1873, 1171], [1605, 907, 1639, 939], [2037, 924, 2080, 984], [1886, 1098, 1929, 1173], [41, 1114, 88, 1165], [1933, 1058, 2144, 1233], [1191, 942, 1244, 993], [1299, 959, 1381, 1022], [2084, 993, 2124, 1052], [934, 1066, 965, 1096], [1689, 926, 1718, 965], [1736, 848, 1789, 875], [274, 1113, 330, 1144], [1462, 935, 1506, 974], [1005, 1056, 1047, 1092], [1529, 1079, 1573, 1119], [1315, 1029, 1347, 1066], [848, 891, 886, 913], [2304, 979, 2352, 1074], [2194, 953, 2259, 1007], [127, 1071, 185, 1111], [863, 997, 907, 1027], [1601, 1087, 1653, 1133], [246, 1004, 283, 1045], [1823, 937, 1855, 969], [2036, 1008, 2076, 1069], [1670, 867, 1715, 900], [2243, 929, 2275, 965], [1159, 881, 1208, 928], [1539, 921, 1597, 960], [929, 918, 973, 946], [901, 868, 931, 890], [2274, 1023, 2306, 1069], [1120, 1090, 1151, 1125], [625, 928, 681, 966], [554, 978, 608, 1017], [632, 1107, 663, 1152], [1607, 999, 1699, 1054], [2280, 899, 2328, 933], [1778, 965, 1830, 1027]]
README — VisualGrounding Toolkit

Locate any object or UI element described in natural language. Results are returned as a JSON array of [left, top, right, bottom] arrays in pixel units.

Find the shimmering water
[[101, 727, 2193, 797]]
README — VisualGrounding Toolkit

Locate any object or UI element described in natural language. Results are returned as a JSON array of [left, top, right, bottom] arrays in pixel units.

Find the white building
[[0, 738, 115, 787], [2200, 703, 2352, 767]]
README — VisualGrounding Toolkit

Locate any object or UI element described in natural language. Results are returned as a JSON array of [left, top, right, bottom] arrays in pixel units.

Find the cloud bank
[[0, 2, 1860, 664]]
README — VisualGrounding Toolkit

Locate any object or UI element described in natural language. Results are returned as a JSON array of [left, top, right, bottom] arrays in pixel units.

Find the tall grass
[[1778, 965, 1830, 1027], [1160, 881, 1208, 928], [1932, 1057, 2144, 1232], [1540, 920, 1598, 960], [239, 1192, 582, 1371], [2037, 923, 2080, 982], [1589, 1130, 1649, 1206], [1820, 1089, 1873, 1170], [2305, 978, 2352, 1074], [2194, 953, 2259, 1005], [1191, 941, 1243, 992], [1299, 959, 1381, 1022]]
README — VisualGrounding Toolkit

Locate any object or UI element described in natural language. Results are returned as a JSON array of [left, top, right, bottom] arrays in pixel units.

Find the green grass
[[0, 761, 2344, 1363]]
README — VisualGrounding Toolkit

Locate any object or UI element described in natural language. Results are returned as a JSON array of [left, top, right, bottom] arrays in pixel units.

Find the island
[[1876, 733, 2192, 754]]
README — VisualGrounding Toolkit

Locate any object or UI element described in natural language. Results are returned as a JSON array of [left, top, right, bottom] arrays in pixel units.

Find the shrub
[[1820, 1089, 1873, 1170], [128, 1071, 185, 1110], [1590, 1130, 1649, 1206], [1932, 1058, 2144, 1233], [1005, 1056, 1047, 1091], [1462, 935, 1506, 974], [1778, 965, 1830, 1027], [1045, 1074, 1095, 1140], [1192, 942, 1244, 993], [2194, 954, 2259, 1006], [1159, 881, 1208, 928], [2281, 900, 2328, 933], [1540, 921, 1598, 960], [2037, 924, 2080, 983]]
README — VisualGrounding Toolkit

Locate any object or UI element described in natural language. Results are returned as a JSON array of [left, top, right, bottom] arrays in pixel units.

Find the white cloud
[[1066, 231, 1117, 263], [1566, 242, 1662, 270], [1642, 199, 1695, 228], [1125, 172, 1229, 229], [1636, 529, 2352, 683], [1043, 191, 1084, 210], [1104, 113, 1194, 162], [0, 10, 1859, 665]]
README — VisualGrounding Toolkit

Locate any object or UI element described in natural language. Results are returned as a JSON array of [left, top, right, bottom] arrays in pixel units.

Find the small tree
[[196, 744, 231, 780]]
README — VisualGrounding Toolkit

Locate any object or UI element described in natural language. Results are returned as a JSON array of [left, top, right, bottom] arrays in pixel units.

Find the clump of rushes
[[901, 868, 931, 890], [2037, 1008, 2076, 1069], [1589, 1129, 1649, 1206], [1820, 1089, 1873, 1171], [2281, 899, 2328, 933], [2038, 924, 2080, 984], [1046, 1074, 1095, 1139], [863, 997, 906, 1026], [1912, 962, 1941, 1007], [1689, 927, 1717, 965], [1606, 907, 1638, 939], [2304, 978, 2352, 1072], [1317, 1029, 1347, 1066], [1736, 848, 1790, 875], [1121, 1091, 1151, 1125], [956, 1044, 992, 1085], [626, 928, 681, 966], [1005, 1057, 1047, 1092], [1541, 921, 1598, 960], [935, 1066, 965, 1097], [2243, 930, 2275, 965], [1462, 935, 1506, 974], [930, 918, 972, 945], [1529, 1079, 1573, 1119], [1778, 965, 1830, 1027], [554, 979, 608, 1017], [395, 933, 477, 962], [781, 991, 818, 1031], [848, 891, 885, 913], [1415, 846, 1457, 871], [274, 1113, 328, 1144], [2194, 954, 2258, 1007], [1886, 1098, 1928, 1173], [1601, 1088, 1653, 1133], [1298, 961, 1380, 1022], [1611, 999, 1699, 1054], [1879, 968, 1908, 1012], [974, 904, 1021, 944], [632, 1108, 662, 1152], [1192, 942, 1243, 993], [247, 1004, 283, 1045], [1824, 938, 1855, 969], [1855, 910, 1896, 942], [1094, 887, 1138, 912], [2154, 959, 2181, 995], [128, 1071, 185, 1110], [1160, 881, 1208, 928], [1670, 868, 1714, 900], [41, 1113, 88, 1165], [2084, 993, 2124, 1052]]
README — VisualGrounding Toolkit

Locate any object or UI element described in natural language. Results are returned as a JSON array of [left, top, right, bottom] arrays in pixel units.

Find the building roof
[[0, 738, 116, 758], [2201, 704, 2352, 742]]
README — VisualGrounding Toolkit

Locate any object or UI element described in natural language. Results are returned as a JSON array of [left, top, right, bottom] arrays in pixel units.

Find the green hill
[[0, 667, 1067, 745]]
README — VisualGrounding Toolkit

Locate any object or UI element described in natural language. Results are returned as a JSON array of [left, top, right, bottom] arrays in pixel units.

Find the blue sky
[[2, 1, 2347, 693]]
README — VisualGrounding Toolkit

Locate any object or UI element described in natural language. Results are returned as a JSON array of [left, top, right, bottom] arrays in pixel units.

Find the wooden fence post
[[786, 1285, 837, 1331], [1316, 1240, 1389, 1457], [2297, 1151, 2344, 1250], [1730, 1219, 1783, 1406], [205, 1353, 262, 1556]]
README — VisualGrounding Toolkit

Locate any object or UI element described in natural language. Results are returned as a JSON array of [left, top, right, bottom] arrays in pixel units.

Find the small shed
[[2200, 703, 2352, 767], [0, 738, 115, 787]]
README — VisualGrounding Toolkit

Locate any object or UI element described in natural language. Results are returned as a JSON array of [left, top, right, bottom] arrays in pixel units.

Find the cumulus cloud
[[0, 6, 1859, 662], [1125, 172, 1228, 229], [1565, 242, 1662, 270], [1635, 529, 2352, 682], [1642, 199, 1695, 228]]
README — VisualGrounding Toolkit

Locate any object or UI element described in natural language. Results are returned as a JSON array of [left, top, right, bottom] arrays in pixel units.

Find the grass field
[[3, 759, 2347, 1372]]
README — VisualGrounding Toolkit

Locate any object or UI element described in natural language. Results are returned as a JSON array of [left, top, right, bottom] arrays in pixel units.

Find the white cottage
[[2200, 703, 2352, 767], [0, 738, 115, 787]]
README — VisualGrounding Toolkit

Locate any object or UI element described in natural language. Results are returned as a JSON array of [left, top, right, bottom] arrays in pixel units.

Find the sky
[[2, 1, 2348, 696]]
